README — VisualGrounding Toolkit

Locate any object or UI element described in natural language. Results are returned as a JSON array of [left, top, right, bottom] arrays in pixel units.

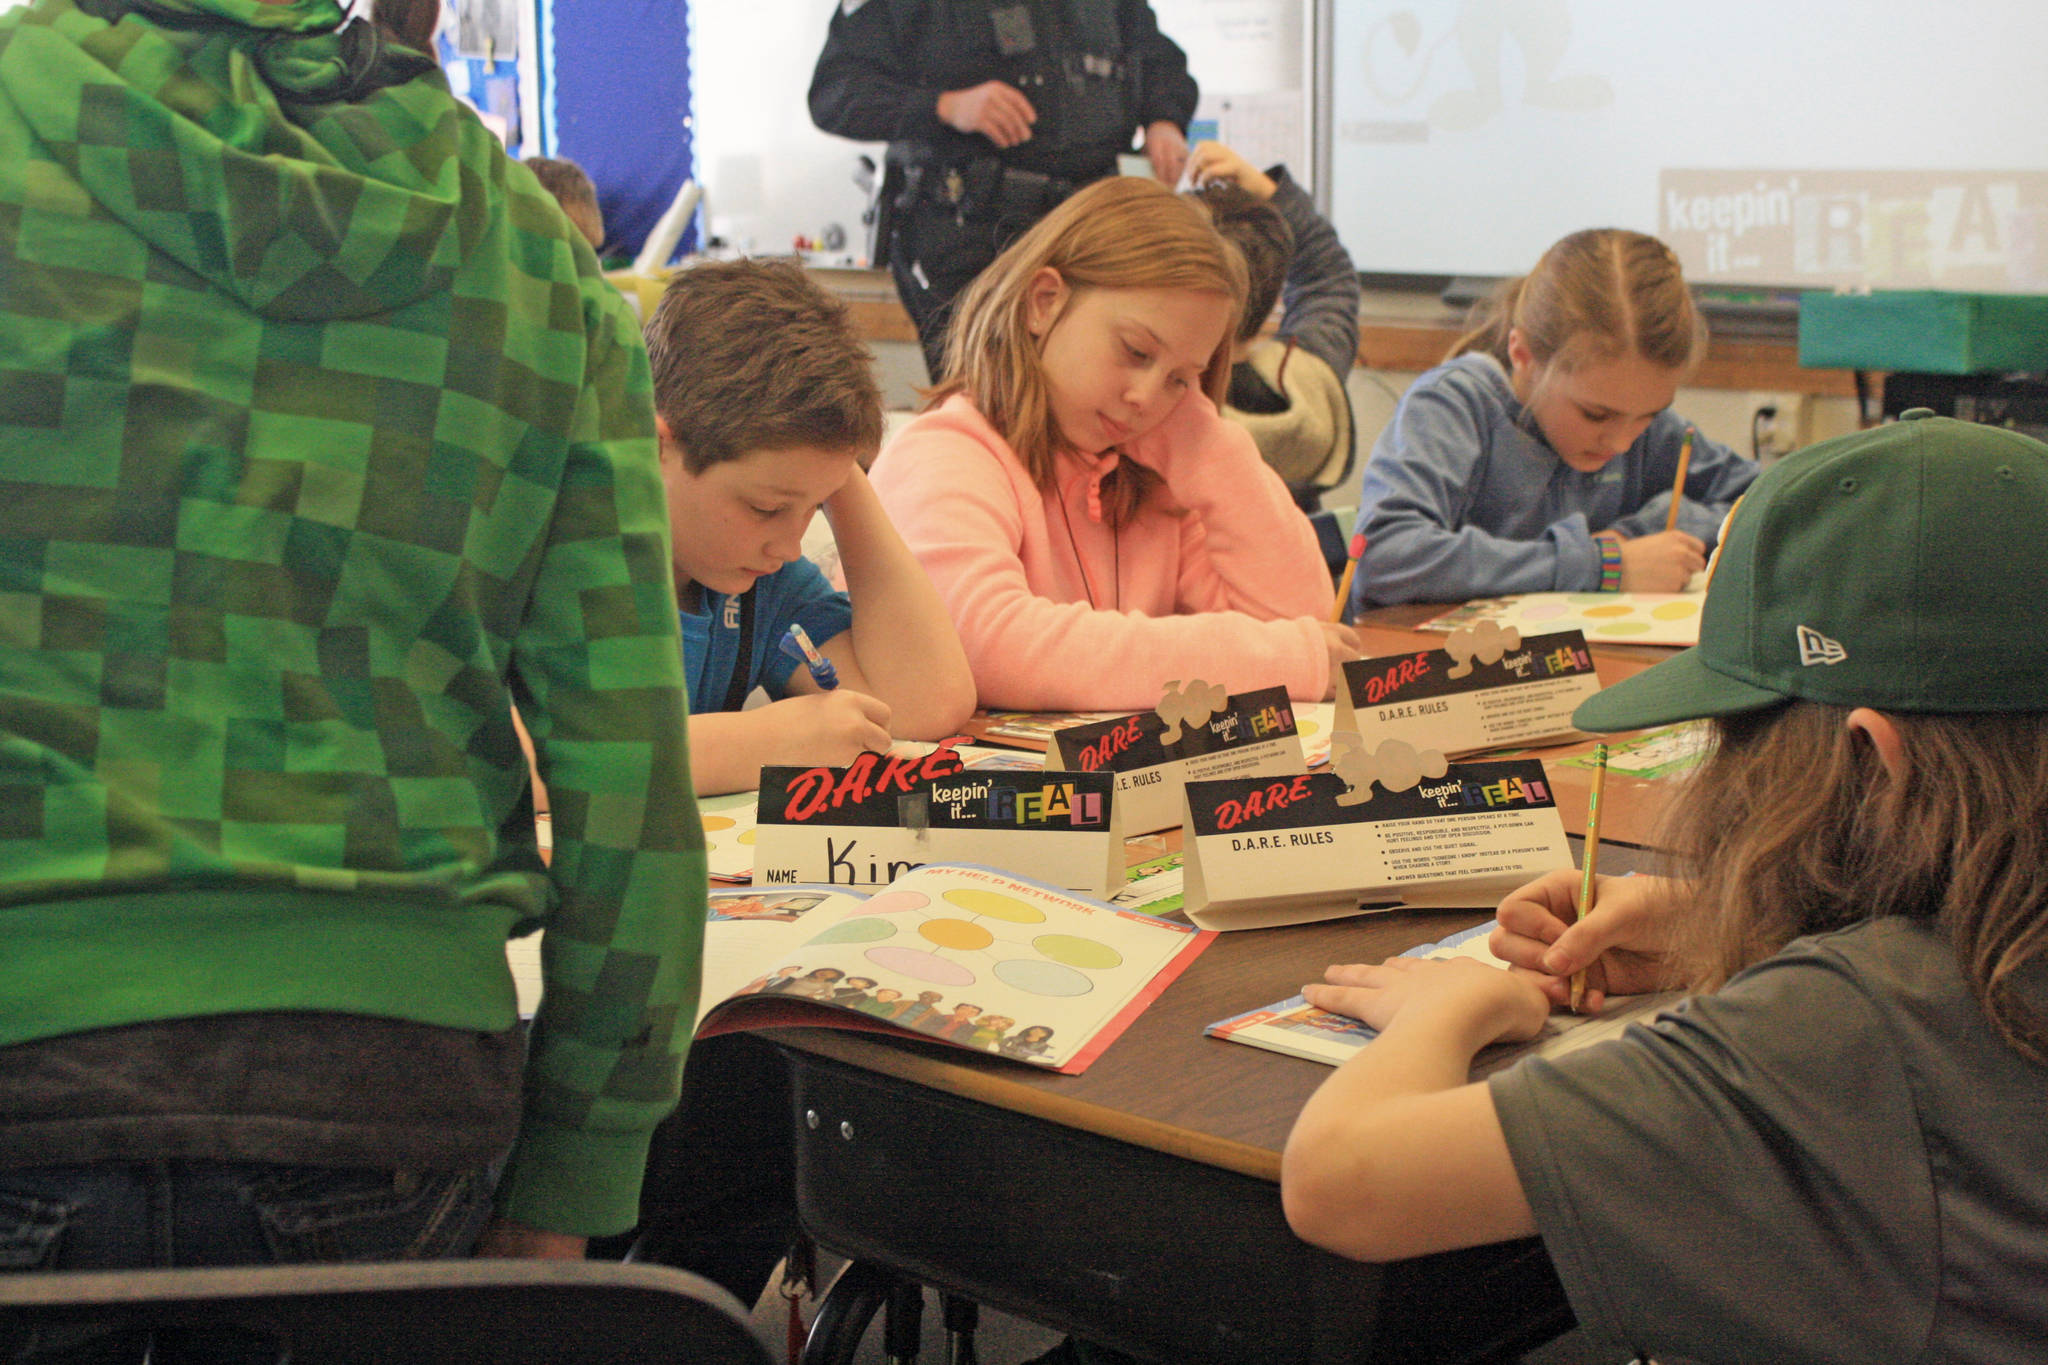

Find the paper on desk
[[1553, 723, 1710, 780], [1204, 923, 1677, 1066], [1109, 850, 1185, 916], [974, 710, 1124, 747], [1293, 700, 1335, 767], [1419, 592, 1704, 648]]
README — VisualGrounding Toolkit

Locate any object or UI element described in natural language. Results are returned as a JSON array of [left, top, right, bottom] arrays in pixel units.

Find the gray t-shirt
[[1491, 917, 2048, 1365]]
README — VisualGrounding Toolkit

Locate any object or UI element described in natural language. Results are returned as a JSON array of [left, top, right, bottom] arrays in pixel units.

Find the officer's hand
[[1142, 120, 1188, 183], [1185, 140, 1275, 200], [937, 81, 1037, 148]]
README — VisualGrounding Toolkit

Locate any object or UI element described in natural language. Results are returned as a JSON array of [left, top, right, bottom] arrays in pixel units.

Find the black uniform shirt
[[809, 0, 1198, 180]]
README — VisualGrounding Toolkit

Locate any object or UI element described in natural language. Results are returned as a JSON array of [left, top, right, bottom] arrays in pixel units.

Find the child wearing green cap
[[1282, 411, 2048, 1362]]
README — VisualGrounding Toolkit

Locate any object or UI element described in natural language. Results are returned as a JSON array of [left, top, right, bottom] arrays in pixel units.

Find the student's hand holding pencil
[[1488, 869, 1685, 1012], [753, 690, 894, 768], [1614, 529, 1707, 593]]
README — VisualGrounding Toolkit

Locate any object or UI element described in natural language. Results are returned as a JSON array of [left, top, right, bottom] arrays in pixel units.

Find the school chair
[[0, 1258, 774, 1365]]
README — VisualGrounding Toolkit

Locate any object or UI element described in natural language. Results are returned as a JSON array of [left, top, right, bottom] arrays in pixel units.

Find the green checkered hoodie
[[0, 0, 705, 1236]]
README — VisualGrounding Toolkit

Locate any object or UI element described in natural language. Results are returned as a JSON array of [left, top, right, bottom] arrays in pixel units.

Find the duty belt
[[913, 158, 1088, 226]]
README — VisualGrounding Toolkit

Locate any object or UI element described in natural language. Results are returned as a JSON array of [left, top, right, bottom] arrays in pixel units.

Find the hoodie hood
[[0, 0, 479, 320]]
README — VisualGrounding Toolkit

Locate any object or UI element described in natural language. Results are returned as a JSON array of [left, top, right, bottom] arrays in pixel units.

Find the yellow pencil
[[1663, 427, 1695, 534], [1331, 532, 1366, 624], [1569, 742, 1609, 1012]]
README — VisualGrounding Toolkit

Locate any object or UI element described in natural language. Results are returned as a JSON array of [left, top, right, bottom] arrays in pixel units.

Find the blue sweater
[[1348, 354, 1758, 609]]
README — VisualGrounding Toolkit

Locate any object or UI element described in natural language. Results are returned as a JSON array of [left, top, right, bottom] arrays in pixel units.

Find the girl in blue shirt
[[1349, 229, 1757, 611]]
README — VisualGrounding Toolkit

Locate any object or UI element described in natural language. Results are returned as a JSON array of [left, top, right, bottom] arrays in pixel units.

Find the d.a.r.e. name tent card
[[1335, 627, 1602, 756], [1045, 682, 1305, 834], [1179, 755, 1571, 931], [754, 742, 1122, 895]]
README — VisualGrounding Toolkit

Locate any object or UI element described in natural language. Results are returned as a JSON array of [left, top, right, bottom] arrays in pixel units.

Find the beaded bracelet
[[1595, 532, 1624, 592]]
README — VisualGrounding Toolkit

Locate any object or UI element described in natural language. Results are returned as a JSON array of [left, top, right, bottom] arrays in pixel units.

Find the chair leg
[[800, 1260, 896, 1365], [882, 1276, 924, 1365], [941, 1292, 979, 1365]]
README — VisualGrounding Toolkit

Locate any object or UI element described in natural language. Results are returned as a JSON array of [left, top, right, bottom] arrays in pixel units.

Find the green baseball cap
[[1574, 410, 2048, 732]]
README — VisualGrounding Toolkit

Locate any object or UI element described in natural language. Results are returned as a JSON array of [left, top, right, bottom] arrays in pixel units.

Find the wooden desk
[[745, 655, 1678, 1359], [775, 840, 1647, 1364]]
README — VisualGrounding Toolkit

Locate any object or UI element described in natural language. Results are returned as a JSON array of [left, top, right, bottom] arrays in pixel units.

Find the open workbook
[[1205, 921, 1680, 1070], [510, 862, 1213, 1075]]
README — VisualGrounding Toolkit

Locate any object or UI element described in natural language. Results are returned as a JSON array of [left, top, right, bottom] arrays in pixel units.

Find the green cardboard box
[[1798, 291, 2048, 374]]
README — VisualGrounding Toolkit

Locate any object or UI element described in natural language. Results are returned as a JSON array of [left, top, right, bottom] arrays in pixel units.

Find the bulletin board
[[1151, 0, 1312, 186]]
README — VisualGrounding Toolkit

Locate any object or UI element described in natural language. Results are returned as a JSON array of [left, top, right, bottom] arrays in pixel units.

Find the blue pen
[[779, 623, 839, 690]]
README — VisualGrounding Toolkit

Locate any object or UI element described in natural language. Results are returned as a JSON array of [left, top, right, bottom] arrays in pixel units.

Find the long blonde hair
[[1449, 228, 1706, 380], [930, 177, 1247, 528], [1659, 703, 2048, 1063]]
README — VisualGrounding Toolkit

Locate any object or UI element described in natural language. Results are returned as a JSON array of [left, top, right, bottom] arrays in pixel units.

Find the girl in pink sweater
[[870, 177, 1358, 711]]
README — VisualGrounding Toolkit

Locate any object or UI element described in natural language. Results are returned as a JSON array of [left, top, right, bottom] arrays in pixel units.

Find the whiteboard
[[1319, 0, 2048, 292]]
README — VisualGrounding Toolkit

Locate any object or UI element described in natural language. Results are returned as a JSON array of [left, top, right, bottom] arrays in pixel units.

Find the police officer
[[810, 0, 1199, 379]]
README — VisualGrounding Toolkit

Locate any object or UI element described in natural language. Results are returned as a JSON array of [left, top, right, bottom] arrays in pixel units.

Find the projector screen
[[1322, 1, 2048, 293]]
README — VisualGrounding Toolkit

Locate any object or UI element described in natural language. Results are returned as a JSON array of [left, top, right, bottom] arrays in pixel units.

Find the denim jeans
[[0, 1160, 495, 1364]]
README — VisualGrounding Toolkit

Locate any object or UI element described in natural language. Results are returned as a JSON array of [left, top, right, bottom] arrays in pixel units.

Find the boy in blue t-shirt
[[644, 258, 976, 794]]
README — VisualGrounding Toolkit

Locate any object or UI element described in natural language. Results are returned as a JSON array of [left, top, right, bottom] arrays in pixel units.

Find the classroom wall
[[689, 0, 879, 256]]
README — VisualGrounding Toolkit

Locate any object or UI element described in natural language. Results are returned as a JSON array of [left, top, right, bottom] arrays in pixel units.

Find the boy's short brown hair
[[522, 157, 598, 212], [1194, 183, 1295, 344], [521, 156, 603, 247], [645, 258, 883, 473]]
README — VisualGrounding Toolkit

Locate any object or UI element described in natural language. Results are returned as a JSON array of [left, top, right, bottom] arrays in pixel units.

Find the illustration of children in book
[[998, 1025, 1057, 1062], [1156, 678, 1229, 746], [924, 1002, 982, 1040], [968, 1014, 1015, 1051], [782, 967, 846, 1000], [743, 964, 804, 994], [829, 976, 879, 1009], [894, 990, 945, 1030], [858, 987, 907, 1018]]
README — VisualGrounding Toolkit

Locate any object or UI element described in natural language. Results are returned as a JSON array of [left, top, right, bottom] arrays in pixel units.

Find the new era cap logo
[[1797, 625, 1847, 667]]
